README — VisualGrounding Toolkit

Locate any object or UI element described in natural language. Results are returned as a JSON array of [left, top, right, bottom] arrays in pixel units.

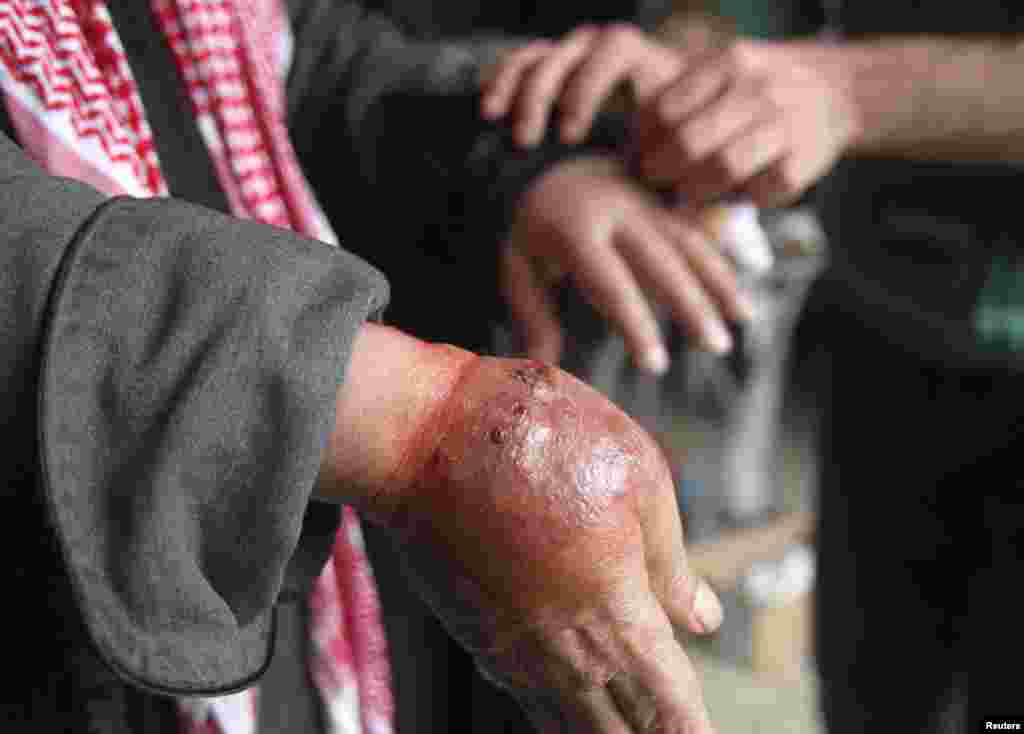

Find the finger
[[666, 210, 754, 325], [630, 100, 665, 171], [654, 40, 765, 125], [635, 466, 723, 636], [566, 235, 669, 376], [683, 118, 790, 204], [557, 35, 639, 144], [512, 26, 600, 147], [614, 205, 734, 355], [481, 40, 555, 121], [640, 64, 730, 184], [499, 245, 565, 365], [606, 670, 658, 731], [564, 685, 632, 734], [653, 54, 730, 125], [558, 25, 677, 143], [743, 150, 819, 208], [614, 604, 717, 734], [672, 80, 770, 164], [630, 44, 715, 155]]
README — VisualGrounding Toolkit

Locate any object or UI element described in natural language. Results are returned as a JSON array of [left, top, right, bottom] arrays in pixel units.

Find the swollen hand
[[389, 356, 723, 734]]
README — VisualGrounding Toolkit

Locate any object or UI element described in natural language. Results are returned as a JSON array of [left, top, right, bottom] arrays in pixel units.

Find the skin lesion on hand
[[510, 360, 554, 391], [403, 358, 653, 598]]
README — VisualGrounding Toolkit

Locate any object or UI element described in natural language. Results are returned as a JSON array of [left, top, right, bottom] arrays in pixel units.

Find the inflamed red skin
[[394, 358, 717, 733], [402, 359, 652, 609], [325, 326, 722, 733]]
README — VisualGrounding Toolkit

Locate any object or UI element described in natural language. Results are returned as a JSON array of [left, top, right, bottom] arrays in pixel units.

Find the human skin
[[480, 24, 686, 148], [482, 31, 755, 376], [501, 155, 752, 376], [484, 26, 1024, 205], [319, 322, 723, 733], [482, 28, 854, 207]]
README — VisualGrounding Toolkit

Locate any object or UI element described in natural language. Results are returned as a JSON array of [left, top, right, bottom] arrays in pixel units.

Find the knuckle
[[755, 124, 787, 166], [657, 93, 680, 123], [774, 160, 802, 197], [563, 655, 616, 693], [759, 82, 787, 116], [565, 24, 596, 47], [725, 39, 758, 73], [646, 711, 690, 734], [512, 40, 548, 62], [676, 226, 708, 259], [558, 80, 589, 111], [525, 69, 556, 100], [603, 22, 642, 49], [523, 70, 558, 101], [714, 149, 742, 182], [546, 623, 623, 693], [675, 125, 701, 160]]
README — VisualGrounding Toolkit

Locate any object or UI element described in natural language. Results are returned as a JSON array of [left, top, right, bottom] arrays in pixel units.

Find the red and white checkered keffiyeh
[[0, 2, 394, 732]]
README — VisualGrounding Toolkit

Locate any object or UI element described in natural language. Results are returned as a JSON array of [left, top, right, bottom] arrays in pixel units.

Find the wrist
[[798, 37, 974, 157], [829, 40, 912, 154], [318, 323, 477, 525], [520, 154, 624, 208], [782, 39, 867, 155]]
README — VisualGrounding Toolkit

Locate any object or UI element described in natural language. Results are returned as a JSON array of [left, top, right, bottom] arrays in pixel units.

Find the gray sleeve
[[1, 133, 389, 695]]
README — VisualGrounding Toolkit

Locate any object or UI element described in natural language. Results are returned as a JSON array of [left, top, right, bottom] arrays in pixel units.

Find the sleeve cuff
[[38, 196, 388, 695]]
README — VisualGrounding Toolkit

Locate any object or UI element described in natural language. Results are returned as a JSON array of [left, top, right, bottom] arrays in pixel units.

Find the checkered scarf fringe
[[0, 2, 393, 731]]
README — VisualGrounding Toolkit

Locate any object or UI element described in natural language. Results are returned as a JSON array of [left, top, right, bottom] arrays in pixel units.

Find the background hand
[[635, 40, 858, 207], [481, 24, 684, 147], [503, 155, 753, 374], [481, 29, 855, 208]]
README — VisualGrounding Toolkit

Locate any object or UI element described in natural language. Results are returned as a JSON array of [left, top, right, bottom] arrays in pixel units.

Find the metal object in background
[[717, 207, 827, 527]]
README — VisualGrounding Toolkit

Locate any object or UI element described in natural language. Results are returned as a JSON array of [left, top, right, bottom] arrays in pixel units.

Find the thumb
[[641, 468, 724, 636]]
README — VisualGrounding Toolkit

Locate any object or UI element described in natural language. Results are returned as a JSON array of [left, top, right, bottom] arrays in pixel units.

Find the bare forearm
[[316, 323, 475, 520], [792, 36, 1024, 161]]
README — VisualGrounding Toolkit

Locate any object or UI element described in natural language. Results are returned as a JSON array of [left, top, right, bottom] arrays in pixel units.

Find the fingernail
[[694, 580, 723, 633], [705, 322, 732, 354], [641, 344, 670, 376], [561, 121, 583, 143]]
